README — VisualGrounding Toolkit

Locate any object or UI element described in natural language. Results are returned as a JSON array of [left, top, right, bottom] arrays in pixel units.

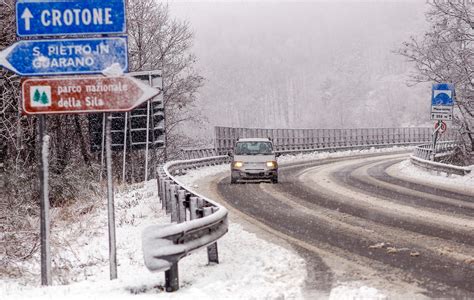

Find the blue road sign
[[431, 83, 455, 121], [16, 0, 126, 37], [0, 37, 128, 76], [432, 83, 454, 106]]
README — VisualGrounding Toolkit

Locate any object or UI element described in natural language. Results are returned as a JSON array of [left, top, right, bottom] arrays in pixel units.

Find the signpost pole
[[122, 112, 128, 183], [145, 99, 150, 181], [432, 120, 441, 161], [105, 113, 118, 279], [161, 58, 168, 162], [38, 115, 52, 285], [100, 113, 106, 181]]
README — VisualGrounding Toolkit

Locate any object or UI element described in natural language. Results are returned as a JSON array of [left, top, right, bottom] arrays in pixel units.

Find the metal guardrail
[[214, 126, 456, 155], [412, 141, 456, 161], [179, 147, 217, 160], [142, 156, 230, 292], [410, 155, 471, 176], [411, 141, 471, 176]]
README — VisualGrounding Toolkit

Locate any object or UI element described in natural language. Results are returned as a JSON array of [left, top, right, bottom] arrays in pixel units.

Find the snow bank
[[396, 160, 474, 191]]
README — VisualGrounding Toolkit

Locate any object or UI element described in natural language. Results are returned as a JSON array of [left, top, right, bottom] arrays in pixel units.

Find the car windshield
[[234, 142, 273, 155]]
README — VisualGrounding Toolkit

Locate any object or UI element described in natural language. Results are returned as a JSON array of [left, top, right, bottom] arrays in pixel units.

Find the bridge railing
[[214, 126, 456, 155], [142, 156, 229, 292]]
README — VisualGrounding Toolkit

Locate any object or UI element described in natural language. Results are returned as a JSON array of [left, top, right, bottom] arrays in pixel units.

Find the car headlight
[[232, 161, 244, 168], [266, 161, 278, 169]]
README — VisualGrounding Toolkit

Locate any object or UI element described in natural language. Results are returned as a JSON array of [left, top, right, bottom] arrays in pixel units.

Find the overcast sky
[[168, 1, 431, 136]]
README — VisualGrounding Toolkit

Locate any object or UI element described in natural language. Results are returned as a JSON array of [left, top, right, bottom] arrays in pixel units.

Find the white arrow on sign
[[0, 44, 14, 72], [21, 8, 33, 31]]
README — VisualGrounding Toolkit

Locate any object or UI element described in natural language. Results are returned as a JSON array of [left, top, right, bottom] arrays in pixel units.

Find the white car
[[229, 138, 279, 184]]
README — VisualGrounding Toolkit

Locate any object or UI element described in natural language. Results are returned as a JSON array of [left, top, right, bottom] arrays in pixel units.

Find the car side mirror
[[227, 151, 233, 157], [275, 152, 281, 158]]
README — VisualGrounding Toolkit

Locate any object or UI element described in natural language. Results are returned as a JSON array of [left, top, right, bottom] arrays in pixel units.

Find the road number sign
[[0, 37, 128, 76], [16, 0, 126, 37], [22, 76, 160, 115]]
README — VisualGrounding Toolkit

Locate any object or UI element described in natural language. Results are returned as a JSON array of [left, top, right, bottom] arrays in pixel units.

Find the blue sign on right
[[16, 0, 126, 37], [431, 83, 455, 121]]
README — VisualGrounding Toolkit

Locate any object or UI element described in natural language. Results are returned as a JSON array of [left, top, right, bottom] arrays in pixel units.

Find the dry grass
[[1, 163, 103, 282]]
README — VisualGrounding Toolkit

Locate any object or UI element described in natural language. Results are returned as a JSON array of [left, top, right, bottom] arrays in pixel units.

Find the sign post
[[21, 75, 160, 280], [105, 113, 117, 279], [39, 115, 52, 285], [5, 0, 160, 285]]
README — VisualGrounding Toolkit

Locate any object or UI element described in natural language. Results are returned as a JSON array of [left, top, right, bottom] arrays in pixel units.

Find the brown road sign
[[22, 75, 160, 115]]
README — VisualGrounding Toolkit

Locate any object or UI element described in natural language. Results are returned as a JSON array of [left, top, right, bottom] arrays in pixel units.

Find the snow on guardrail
[[142, 157, 230, 292], [411, 141, 471, 176]]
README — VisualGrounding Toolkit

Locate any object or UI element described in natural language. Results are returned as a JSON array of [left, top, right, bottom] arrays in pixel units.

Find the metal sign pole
[[100, 113, 106, 180], [39, 115, 52, 285], [105, 113, 118, 279], [122, 112, 128, 183], [432, 120, 441, 161], [161, 59, 168, 162], [144, 98, 151, 182]]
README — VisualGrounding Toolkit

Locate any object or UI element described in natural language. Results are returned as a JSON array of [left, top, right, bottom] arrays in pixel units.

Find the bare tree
[[127, 0, 204, 160], [398, 1, 474, 164]]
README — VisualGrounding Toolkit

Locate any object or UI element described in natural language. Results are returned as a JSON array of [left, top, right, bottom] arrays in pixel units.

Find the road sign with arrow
[[22, 76, 161, 114], [0, 37, 128, 76], [16, 0, 126, 37]]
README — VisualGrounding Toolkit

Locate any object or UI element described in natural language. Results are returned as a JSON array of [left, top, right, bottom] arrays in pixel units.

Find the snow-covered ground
[[394, 160, 474, 192], [3, 146, 471, 299], [1, 175, 305, 299]]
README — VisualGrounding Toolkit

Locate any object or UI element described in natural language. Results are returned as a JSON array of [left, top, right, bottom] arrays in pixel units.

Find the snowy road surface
[[206, 151, 473, 298]]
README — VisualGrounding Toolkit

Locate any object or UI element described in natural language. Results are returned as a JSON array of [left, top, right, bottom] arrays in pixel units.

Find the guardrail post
[[203, 207, 219, 264], [156, 175, 162, 203], [165, 263, 179, 292], [160, 177, 166, 210], [190, 197, 198, 220], [197, 198, 204, 212], [178, 190, 186, 223], [164, 180, 171, 214], [170, 184, 178, 222]]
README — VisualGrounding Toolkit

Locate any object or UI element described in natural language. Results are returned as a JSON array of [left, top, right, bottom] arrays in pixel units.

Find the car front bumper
[[231, 169, 277, 180]]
